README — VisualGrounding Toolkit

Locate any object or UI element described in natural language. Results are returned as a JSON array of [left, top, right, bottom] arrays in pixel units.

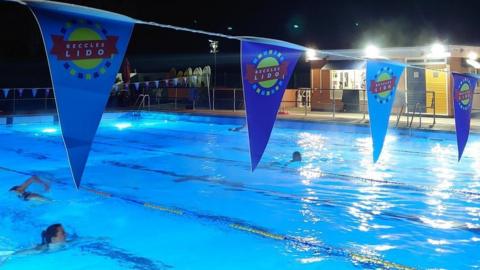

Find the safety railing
[[395, 104, 405, 128], [211, 88, 243, 111], [0, 86, 472, 131], [409, 102, 422, 129], [0, 88, 56, 115], [426, 90, 436, 128], [134, 94, 151, 111]]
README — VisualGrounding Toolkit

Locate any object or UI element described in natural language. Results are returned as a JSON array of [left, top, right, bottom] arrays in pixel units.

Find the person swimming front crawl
[[9, 175, 50, 201]]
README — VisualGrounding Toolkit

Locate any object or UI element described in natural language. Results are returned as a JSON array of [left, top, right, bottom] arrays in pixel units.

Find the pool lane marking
[[0, 162, 478, 236], [0, 165, 418, 270], [143, 203, 184, 215], [103, 159, 480, 201], [106, 129, 480, 197], [96, 125, 466, 161], [349, 253, 415, 270], [81, 184, 419, 270], [229, 223, 285, 240], [96, 131, 480, 200], [102, 161, 480, 235], [81, 185, 417, 270], [3, 128, 478, 201], [82, 187, 112, 198], [0, 166, 33, 176]]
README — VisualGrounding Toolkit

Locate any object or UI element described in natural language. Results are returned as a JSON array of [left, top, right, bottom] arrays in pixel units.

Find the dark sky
[[1, 0, 480, 86], [1, 0, 480, 58]]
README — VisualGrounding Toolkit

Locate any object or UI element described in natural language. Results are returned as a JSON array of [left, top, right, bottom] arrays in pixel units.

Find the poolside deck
[[160, 107, 480, 133]]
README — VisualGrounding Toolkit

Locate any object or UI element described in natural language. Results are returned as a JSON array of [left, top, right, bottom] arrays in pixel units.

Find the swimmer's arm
[[12, 245, 47, 256], [17, 176, 50, 192]]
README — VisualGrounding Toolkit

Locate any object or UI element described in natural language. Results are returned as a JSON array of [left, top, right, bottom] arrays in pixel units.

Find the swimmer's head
[[41, 224, 66, 245], [292, 151, 302, 162], [9, 186, 20, 193]]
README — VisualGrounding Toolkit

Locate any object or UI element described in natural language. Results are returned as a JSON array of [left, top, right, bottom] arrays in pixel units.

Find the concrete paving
[[157, 107, 480, 133]]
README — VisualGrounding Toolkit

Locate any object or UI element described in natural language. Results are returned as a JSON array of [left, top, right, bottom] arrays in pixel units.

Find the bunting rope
[[135, 20, 458, 74], [135, 18, 460, 75], [4, 0, 472, 76]]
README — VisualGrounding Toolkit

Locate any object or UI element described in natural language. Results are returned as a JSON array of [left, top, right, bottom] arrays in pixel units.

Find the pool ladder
[[395, 103, 422, 130], [134, 94, 150, 111], [395, 91, 436, 130]]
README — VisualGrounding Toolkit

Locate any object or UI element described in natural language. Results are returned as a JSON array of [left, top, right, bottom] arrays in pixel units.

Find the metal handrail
[[426, 90, 436, 127], [134, 93, 151, 111], [332, 88, 336, 119], [409, 102, 422, 129], [361, 89, 367, 121], [297, 88, 311, 116], [395, 104, 405, 128]]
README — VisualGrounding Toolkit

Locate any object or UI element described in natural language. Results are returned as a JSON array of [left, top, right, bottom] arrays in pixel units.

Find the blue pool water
[[0, 112, 479, 269]]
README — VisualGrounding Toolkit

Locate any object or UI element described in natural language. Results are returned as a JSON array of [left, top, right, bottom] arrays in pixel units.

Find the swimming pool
[[0, 111, 479, 269]]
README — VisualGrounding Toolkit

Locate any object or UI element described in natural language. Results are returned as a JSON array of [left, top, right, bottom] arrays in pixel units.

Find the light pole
[[209, 40, 219, 90], [208, 40, 219, 110]]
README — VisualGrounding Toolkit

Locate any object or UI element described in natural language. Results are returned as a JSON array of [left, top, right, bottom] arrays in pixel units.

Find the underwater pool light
[[114, 122, 132, 130], [41, 128, 57, 133]]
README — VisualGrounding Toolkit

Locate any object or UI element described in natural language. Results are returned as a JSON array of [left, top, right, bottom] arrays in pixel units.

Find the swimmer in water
[[228, 123, 246, 132], [9, 175, 50, 202], [13, 224, 67, 256]]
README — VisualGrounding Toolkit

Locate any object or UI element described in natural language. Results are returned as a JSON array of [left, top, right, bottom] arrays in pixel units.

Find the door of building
[[406, 67, 426, 113], [425, 67, 447, 115]]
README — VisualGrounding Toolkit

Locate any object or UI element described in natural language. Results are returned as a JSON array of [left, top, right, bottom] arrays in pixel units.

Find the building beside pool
[[305, 44, 480, 116]]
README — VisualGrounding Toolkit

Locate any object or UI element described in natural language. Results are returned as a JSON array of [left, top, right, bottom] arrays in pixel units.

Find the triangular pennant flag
[[241, 39, 303, 170], [32, 88, 38, 97], [452, 73, 477, 161], [155, 80, 159, 88], [27, 1, 135, 188], [134, 82, 140, 91], [366, 60, 405, 162], [17, 89, 24, 97], [2, 89, 9, 98]]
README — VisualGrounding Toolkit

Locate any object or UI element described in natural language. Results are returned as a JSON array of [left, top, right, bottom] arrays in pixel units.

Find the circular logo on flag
[[50, 19, 119, 80], [370, 67, 397, 104], [246, 50, 289, 96], [456, 78, 473, 110]]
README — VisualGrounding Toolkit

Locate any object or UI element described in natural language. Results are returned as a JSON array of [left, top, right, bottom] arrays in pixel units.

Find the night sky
[[1, 0, 480, 86], [2, 0, 480, 55]]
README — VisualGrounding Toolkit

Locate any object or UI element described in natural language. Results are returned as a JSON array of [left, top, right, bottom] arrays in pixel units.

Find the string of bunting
[[1, 76, 210, 96], [0, 88, 53, 98], [111, 76, 206, 93]]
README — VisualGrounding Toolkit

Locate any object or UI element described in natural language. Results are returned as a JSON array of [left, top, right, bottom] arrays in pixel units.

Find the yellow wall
[[425, 66, 447, 115]]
